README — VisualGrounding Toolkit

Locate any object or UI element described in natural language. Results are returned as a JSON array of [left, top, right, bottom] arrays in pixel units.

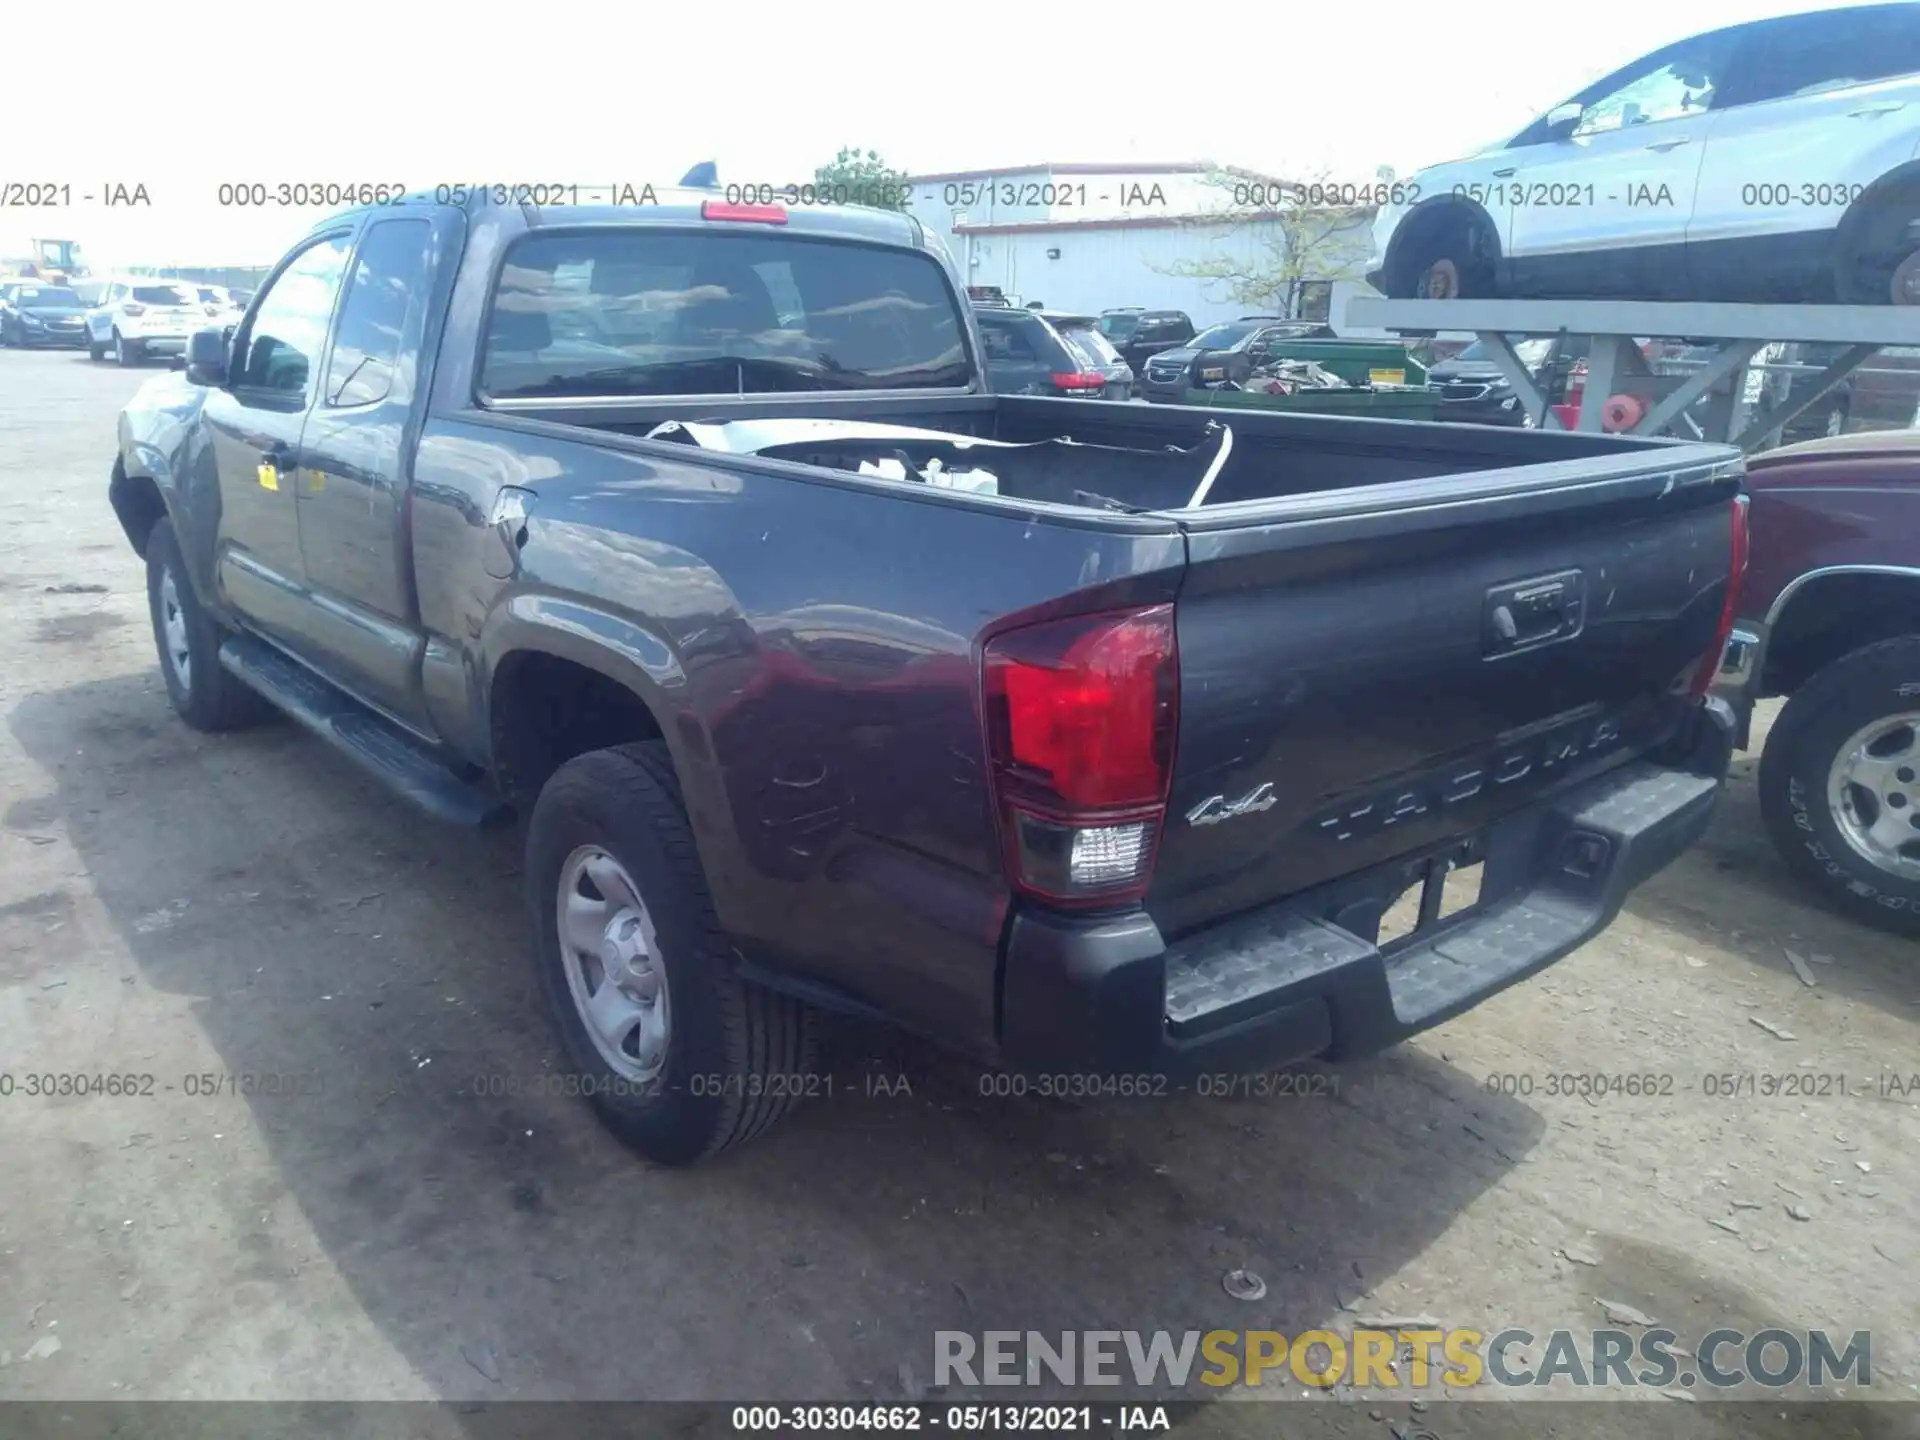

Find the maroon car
[[1717, 428, 1920, 935]]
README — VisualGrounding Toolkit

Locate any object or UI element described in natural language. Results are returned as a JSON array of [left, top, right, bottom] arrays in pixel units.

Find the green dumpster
[[1257, 338, 1428, 389], [1182, 386, 1440, 421]]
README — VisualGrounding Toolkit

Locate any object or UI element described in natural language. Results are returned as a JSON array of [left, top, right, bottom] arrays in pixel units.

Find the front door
[[1505, 29, 1739, 298], [203, 231, 354, 644], [295, 214, 442, 731]]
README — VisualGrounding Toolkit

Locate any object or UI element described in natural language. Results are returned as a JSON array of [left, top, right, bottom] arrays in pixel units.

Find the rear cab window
[[481, 230, 972, 399]]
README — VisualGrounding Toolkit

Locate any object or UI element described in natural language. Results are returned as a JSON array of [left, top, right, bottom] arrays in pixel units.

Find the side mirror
[[1545, 101, 1584, 137], [184, 327, 228, 386]]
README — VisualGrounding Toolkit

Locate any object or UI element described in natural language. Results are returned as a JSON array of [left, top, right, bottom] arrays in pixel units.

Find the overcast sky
[[0, 0, 1879, 269]]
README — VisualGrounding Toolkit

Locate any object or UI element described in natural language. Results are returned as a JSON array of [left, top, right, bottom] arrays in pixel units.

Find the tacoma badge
[[1187, 782, 1278, 827]]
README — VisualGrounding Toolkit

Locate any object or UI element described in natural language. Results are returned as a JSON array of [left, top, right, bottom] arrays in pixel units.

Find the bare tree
[[1158, 166, 1384, 319]]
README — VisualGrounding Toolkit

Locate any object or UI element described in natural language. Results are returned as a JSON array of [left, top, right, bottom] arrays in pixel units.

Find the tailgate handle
[[1484, 570, 1585, 657]]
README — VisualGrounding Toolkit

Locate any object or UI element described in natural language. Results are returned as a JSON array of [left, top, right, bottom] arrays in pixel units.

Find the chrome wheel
[[158, 566, 191, 691], [1826, 712, 1920, 880], [555, 845, 671, 1081]]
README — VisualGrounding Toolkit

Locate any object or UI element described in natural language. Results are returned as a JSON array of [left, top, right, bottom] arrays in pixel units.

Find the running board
[[219, 635, 511, 827]]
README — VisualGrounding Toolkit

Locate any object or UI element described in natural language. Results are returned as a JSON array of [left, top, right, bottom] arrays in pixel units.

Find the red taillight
[[983, 605, 1178, 907], [700, 199, 788, 224], [123, 303, 146, 316], [1050, 372, 1106, 392], [1690, 493, 1750, 700]]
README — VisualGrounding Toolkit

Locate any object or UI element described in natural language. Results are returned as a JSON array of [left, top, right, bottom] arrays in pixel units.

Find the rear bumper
[[999, 698, 1734, 1076]]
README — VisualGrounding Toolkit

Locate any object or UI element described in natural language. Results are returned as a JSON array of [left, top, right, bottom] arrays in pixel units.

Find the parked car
[[1042, 311, 1134, 399], [1715, 429, 1920, 933], [1428, 336, 1549, 425], [0, 281, 88, 348], [1368, 2, 1920, 304], [1098, 308, 1196, 375], [108, 186, 1741, 1166], [1656, 342, 1856, 443], [1138, 317, 1338, 402], [84, 279, 206, 365], [974, 305, 1130, 398], [180, 283, 250, 328]]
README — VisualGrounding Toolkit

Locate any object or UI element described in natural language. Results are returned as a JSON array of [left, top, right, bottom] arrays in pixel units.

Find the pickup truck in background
[[109, 187, 1745, 1165], [1716, 428, 1920, 935]]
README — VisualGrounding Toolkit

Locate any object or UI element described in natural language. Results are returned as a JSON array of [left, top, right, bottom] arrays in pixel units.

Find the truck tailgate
[[1151, 447, 1744, 938]]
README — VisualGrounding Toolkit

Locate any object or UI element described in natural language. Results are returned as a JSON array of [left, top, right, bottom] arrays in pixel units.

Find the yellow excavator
[[0, 238, 89, 286]]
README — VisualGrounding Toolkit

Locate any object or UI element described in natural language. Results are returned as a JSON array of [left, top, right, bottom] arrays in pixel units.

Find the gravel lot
[[0, 347, 1914, 1434]]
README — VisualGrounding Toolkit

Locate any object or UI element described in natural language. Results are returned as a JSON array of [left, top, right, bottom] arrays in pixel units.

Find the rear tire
[[1759, 636, 1920, 936], [1836, 188, 1920, 304], [144, 518, 274, 732], [526, 741, 819, 1165], [114, 331, 142, 366]]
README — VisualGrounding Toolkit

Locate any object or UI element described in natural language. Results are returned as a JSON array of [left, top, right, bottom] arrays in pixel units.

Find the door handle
[[1850, 102, 1905, 117], [1644, 137, 1691, 152], [1491, 167, 1517, 178]]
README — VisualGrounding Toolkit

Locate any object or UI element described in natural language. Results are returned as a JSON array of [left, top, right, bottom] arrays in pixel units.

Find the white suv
[[1368, 2, 1920, 305], [84, 279, 211, 366]]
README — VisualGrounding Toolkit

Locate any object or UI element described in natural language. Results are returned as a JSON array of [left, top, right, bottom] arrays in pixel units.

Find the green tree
[[1159, 166, 1380, 319], [813, 147, 912, 210]]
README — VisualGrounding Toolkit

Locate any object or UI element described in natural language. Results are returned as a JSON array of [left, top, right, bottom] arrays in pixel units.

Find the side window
[[1575, 36, 1733, 134], [1721, 11, 1920, 107], [978, 319, 1038, 362], [236, 234, 352, 399], [324, 219, 432, 408]]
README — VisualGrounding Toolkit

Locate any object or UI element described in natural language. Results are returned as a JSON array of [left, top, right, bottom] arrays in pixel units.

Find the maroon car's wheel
[[1759, 636, 1920, 937]]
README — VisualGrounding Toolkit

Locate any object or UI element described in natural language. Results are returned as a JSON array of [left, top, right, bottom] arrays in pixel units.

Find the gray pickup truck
[[109, 187, 1745, 1165]]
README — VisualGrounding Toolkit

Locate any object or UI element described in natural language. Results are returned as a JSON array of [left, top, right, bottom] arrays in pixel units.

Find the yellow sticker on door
[[257, 462, 279, 491]]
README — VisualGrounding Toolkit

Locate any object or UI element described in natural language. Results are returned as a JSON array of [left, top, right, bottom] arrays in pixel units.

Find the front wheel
[[526, 741, 819, 1165], [144, 518, 273, 732], [1759, 635, 1920, 935], [88, 332, 106, 361]]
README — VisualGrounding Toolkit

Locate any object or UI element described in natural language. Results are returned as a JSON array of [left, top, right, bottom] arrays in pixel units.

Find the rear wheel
[[526, 742, 819, 1165], [1837, 189, 1920, 304], [1759, 636, 1920, 935], [114, 330, 142, 366]]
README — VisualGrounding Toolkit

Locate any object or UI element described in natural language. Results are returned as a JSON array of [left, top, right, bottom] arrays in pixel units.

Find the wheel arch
[[1833, 161, 1920, 298], [108, 456, 169, 558], [1762, 566, 1920, 696], [1382, 194, 1504, 295]]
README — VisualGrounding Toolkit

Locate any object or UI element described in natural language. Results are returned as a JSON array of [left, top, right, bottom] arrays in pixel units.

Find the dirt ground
[[0, 347, 1915, 1435]]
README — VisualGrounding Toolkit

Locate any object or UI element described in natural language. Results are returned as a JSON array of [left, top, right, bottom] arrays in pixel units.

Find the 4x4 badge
[[1187, 782, 1277, 827]]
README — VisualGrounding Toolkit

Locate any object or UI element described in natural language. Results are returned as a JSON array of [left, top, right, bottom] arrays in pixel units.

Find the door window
[[1719, 9, 1920, 107], [1574, 36, 1733, 134], [325, 219, 432, 408], [979, 318, 1038, 362], [235, 234, 352, 399]]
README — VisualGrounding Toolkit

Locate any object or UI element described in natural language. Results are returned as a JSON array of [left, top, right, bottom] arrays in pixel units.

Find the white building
[[904, 161, 1383, 332]]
